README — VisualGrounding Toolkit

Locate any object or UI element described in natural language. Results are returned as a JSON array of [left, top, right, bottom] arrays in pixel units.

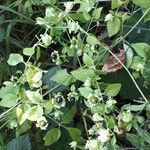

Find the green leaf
[[41, 0, 57, 4], [83, 53, 94, 67], [83, 12, 91, 21], [62, 105, 76, 124], [28, 105, 43, 121], [86, 35, 99, 45], [7, 134, 31, 150], [44, 128, 61, 145], [106, 116, 116, 129], [16, 122, 31, 137], [92, 7, 103, 20], [0, 94, 18, 108], [126, 133, 141, 148], [122, 103, 146, 111], [16, 104, 31, 125], [91, 104, 105, 114], [131, 43, 150, 60], [107, 16, 121, 37], [68, 128, 81, 141], [23, 47, 35, 56], [131, 0, 150, 8], [0, 82, 19, 98], [0, 134, 4, 148], [26, 90, 43, 104], [144, 8, 150, 22], [136, 128, 150, 144], [7, 54, 24, 66], [111, 0, 123, 9], [51, 69, 74, 86], [143, 61, 150, 86], [78, 0, 95, 12], [71, 68, 96, 82], [124, 43, 133, 68], [79, 87, 93, 99], [105, 83, 121, 97], [44, 100, 54, 114], [130, 56, 145, 70], [42, 66, 68, 93]]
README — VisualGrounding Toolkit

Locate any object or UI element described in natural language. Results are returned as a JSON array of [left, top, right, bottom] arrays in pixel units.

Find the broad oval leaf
[[83, 53, 94, 67], [68, 128, 81, 141], [71, 68, 96, 82], [7, 134, 31, 150], [122, 103, 146, 111], [0, 94, 18, 108], [23, 47, 35, 56], [124, 43, 133, 68], [111, 0, 123, 9], [105, 83, 121, 97], [86, 35, 99, 45], [51, 69, 74, 86], [131, 0, 150, 8], [44, 128, 61, 145], [131, 43, 150, 61], [7, 54, 24, 66], [62, 105, 76, 124], [107, 16, 121, 37], [79, 87, 93, 99]]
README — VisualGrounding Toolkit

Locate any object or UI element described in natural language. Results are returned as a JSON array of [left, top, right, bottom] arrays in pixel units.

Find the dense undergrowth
[[0, 0, 150, 149]]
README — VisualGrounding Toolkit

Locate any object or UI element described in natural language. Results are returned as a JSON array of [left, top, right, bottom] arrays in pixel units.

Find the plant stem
[[110, 8, 150, 49]]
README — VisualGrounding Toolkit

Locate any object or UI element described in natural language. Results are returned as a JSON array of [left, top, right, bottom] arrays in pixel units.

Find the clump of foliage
[[0, 0, 150, 149]]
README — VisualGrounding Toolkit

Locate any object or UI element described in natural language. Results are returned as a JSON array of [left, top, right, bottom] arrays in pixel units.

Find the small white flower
[[84, 78, 91, 87], [53, 110, 63, 120], [97, 129, 110, 143], [85, 139, 100, 150], [76, 49, 82, 56], [67, 20, 79, 34], [41, 33, 52, 47], [32, 71, 42, 83], [64, 2, 74, 12], [67, 92, 79, 101], [51, 51, 61, 65], [113, 126, 123, 134], [105, 14, 113, 22], [45, 7, 55, 17], [92, 113, 104, 122], [36, 17, 45, 25], [88, 128, 95, 135], [121, 111, 133, 123], [69, 141, 77, 150], [36, 116, 48, 130], [106, 99, 117, 108], [87, 94, 99, 108]]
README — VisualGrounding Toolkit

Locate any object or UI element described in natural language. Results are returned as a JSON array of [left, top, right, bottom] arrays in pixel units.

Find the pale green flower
[[64, 2, 74, 12], [85, 139, 100, 150], [69, 141, 77, 150], [122, 111, 133, 123], [92, 113, 104, 122], [84, 78, 91, 87], [41, 33, 52, 47], [45, 7, 55, 17], [105, 14, 113, 22], [97, 129, 110, 143], [36, 116, 48, 130]]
